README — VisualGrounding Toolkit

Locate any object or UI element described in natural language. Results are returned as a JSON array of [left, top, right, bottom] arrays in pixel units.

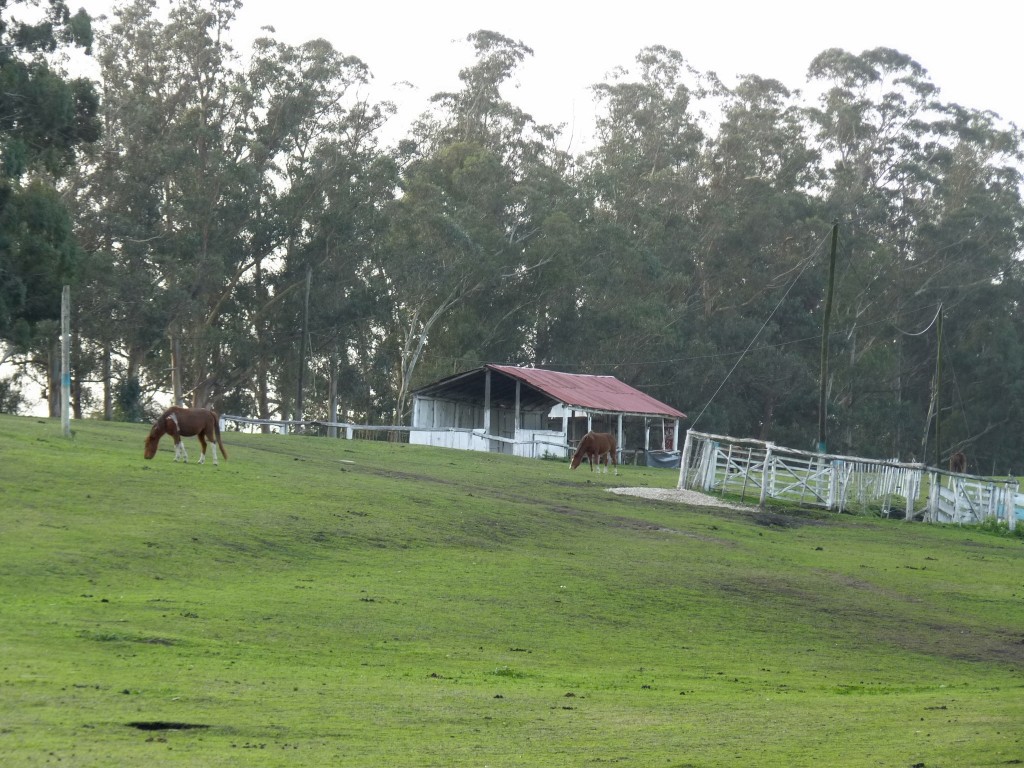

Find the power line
[[686, 230, 830, 430]]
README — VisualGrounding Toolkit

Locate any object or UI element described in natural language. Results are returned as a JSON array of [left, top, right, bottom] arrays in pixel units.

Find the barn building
[[410, 364, 686, 463]]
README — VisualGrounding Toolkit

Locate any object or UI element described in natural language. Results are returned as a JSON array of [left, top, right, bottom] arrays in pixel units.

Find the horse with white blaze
[[144, 407, 227, 465]]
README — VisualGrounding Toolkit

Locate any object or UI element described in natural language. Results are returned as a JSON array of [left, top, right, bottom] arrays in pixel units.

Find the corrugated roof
[[486, 365, 686, 419]]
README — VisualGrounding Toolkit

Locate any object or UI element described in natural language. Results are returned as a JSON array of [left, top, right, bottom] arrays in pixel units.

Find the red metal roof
[[487, 365, 686, 419]]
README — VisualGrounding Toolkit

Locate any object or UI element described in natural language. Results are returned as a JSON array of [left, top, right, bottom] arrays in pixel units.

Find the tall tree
[[379, 30, 574, 422], [688, 74, 822, 442], [806, 47, 1024, 462], [0, 0, 99, 413], [579, 46, 709, 414], [72, 0, 392, 422]]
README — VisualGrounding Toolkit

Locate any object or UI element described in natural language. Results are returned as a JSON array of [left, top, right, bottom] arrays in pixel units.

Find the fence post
[[722, 443, 735, 496], [677, 430, 694, 490], [1006, 477, 1018, 531], [759, 443, 773, 509], [703, 441, 719, 490], [826, 458, 837, 511], [904, 469, 917, 521], [926, 471, 939, 522]]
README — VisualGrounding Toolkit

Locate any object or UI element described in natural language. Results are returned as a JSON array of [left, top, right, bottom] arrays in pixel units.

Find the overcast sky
[[79, 0, 1021, 151]]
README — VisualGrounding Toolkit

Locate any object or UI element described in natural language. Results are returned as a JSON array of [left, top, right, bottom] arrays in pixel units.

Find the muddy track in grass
[[234, 440, 845, 532]]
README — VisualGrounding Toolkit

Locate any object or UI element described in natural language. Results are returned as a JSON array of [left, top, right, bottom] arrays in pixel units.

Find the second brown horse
[[570, 431, 618, 475]]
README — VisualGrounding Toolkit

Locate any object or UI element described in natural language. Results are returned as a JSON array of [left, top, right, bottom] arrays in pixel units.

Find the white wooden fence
[[678, 430, 1020, 529], [220, 415, 572, 460]]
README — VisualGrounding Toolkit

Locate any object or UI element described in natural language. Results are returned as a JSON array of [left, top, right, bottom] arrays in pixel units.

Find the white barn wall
[[411, 395, 568, 458]]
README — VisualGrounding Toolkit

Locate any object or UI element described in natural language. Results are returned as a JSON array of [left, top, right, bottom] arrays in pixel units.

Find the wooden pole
[[818, 220, 839, 453], [934, 307, 943, 467]]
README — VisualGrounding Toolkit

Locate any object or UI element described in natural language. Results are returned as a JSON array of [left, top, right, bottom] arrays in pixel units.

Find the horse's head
[[570, 444, 586, 470], [143, 419, 166, 459], [570, 433, 594, 470]]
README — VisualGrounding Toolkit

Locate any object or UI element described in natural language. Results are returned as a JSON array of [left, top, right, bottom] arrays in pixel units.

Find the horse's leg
[[197, 433, 208, 464], [207, 424, 219, 466], [174, 436, 187, 462]]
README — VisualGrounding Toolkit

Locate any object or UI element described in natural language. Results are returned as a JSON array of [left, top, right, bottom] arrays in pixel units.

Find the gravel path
[[608, 486, 753, 511]]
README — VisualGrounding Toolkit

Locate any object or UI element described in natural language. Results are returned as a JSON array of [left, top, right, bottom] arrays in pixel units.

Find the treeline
[[3, 0, 1024, 472]]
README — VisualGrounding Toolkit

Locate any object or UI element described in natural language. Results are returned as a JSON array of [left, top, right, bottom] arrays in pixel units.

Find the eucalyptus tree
[[378, 30, 576, 422], [380, 139, 509, 421], [806, 47, 1024, 464], [577, 46, 710, 415], [72, 0, 392, 422], [0, 0, 99, 413], [68, 0, 249, 414], [687, 74, 822, 443], [65, 0, 174, 417], [803, 48, 944, 457], [907, 104, 1024, 470], [220, 34, 395, 424]]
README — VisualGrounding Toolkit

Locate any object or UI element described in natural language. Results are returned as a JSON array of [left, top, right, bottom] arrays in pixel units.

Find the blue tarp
[[644, 450, 681, 469]]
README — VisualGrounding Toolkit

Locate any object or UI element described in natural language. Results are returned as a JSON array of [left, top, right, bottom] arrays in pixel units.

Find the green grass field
[[1, 414, 1022, 767]]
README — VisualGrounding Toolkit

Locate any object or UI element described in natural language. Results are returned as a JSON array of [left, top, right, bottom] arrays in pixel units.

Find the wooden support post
[[818, 220, 838, 453]]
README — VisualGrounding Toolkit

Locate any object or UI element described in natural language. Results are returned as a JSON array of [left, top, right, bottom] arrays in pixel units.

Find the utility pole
[[934, 306, 943, 467], [818, 219, 839, 453], [61, 285, 71, 438]]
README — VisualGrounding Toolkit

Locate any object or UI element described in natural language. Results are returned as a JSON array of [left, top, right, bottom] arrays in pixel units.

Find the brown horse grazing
[[948, 450, 967, 474], [144, 407, 227, 465], [570, 431, 618, 476]]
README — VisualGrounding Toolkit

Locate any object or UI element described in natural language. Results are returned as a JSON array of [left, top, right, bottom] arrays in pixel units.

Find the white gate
[[927, 474, 1020, 525], [679, 430, 1018, 528]]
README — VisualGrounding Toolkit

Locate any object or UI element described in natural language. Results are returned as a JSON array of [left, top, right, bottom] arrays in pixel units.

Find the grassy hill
[[1, 414, 1022, 767]]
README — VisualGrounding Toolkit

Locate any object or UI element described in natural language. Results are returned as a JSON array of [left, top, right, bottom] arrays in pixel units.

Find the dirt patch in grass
[[609, 487, 830, 529], [609, 487, 751, 511]]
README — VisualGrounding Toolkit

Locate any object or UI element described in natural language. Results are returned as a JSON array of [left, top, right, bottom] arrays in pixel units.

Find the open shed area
[[410, 364, 687, 462]]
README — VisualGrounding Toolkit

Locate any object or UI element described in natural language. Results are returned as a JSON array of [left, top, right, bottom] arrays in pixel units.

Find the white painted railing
[[678, 429, 1019, 528], [220, 415, 572, 460]]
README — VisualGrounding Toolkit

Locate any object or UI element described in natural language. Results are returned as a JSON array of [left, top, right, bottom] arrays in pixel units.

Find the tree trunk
[[328, 351, 339, 438], [102, 344, 113, 420], [257, 361, 270, 434], [170, 333, 183, 406]]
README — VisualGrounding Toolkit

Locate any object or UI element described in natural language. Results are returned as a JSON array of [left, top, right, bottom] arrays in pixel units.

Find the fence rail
[[678, 429, 1019, 528], [221, 417, 1020, 528], [220, 414, 576, 458], [222, 413, 410, 437]]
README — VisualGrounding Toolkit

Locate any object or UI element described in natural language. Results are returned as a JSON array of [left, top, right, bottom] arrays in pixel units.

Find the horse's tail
[[213, 412, 228, 460]]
